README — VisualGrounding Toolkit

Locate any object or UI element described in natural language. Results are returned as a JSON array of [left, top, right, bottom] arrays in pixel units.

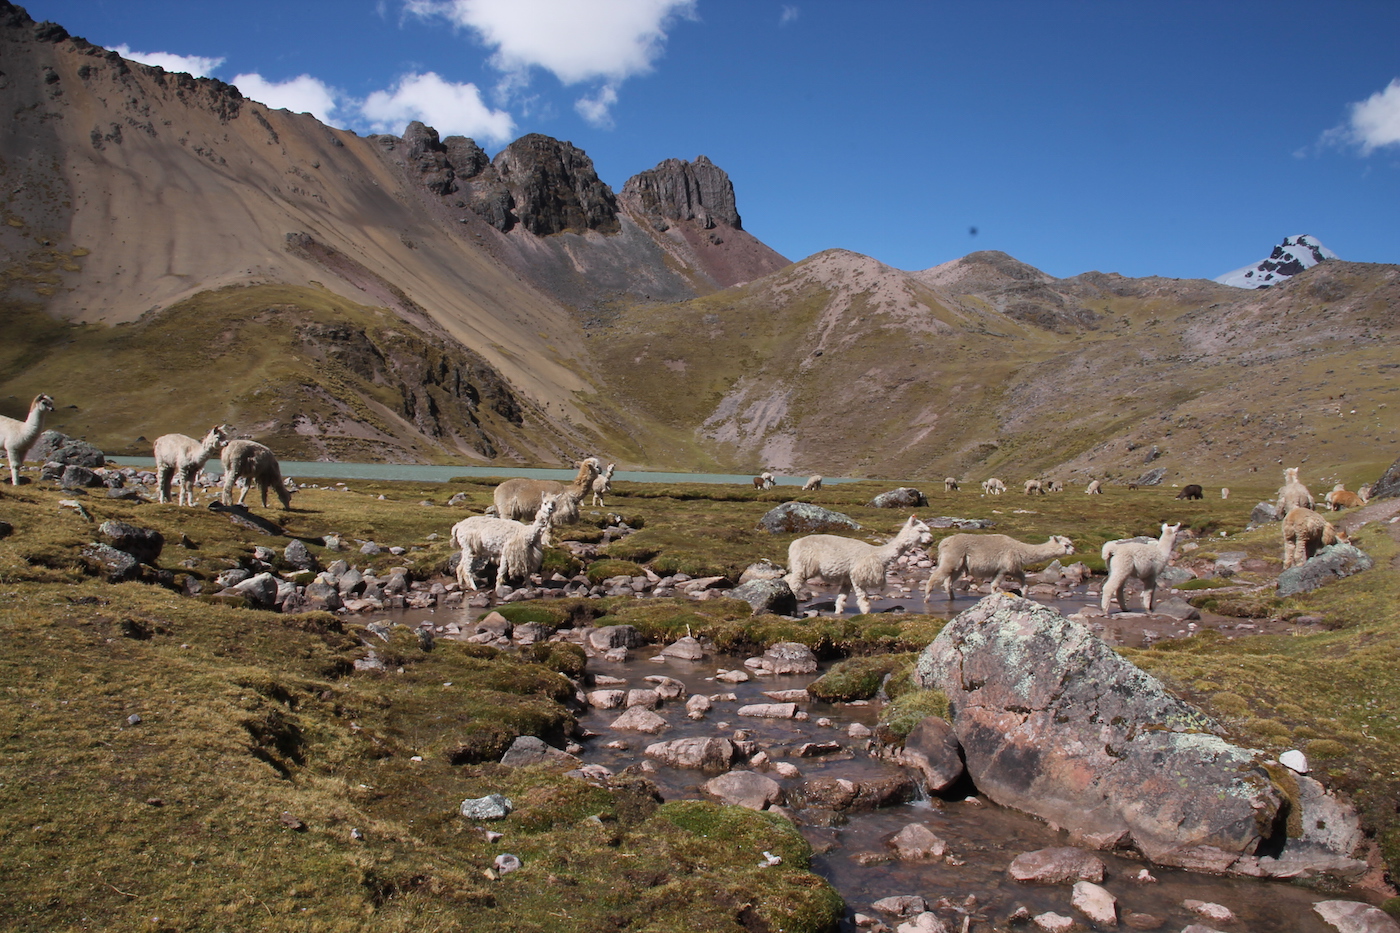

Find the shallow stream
[[384, 595, 1373, 933]]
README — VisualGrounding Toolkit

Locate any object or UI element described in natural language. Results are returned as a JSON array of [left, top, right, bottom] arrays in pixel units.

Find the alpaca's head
[[1284, 467, 1300, 483], [904, 515, 933, 547], [33, 394, 55, 415], [1051, 535, 1076, 555]]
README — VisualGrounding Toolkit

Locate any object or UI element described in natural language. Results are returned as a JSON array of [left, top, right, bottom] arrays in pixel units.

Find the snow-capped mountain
[[1215, 235, 1338, 289]]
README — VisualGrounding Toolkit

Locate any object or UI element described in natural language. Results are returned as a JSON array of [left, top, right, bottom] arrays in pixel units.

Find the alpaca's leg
[[834, 588, 848, 614], [1102, 566, 1125, 613], [854, 585, 872, 615], [235, 480, 250, 506], [157, 465, 173, 503], [221, 472, 236, 506], [179, 467, 196, 507], [259, 481, 270, 508], [990, 570, 1006, 593], [1141, 572, 1158, 612]]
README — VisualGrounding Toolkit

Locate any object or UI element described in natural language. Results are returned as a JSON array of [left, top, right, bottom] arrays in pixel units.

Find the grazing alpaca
[[450, 497, 557, 590], [1175, 484, 1204, 500], [154, 424, 230, 506], [944, 477, 959, 492], [923, 533, 1075, 600], [1277, 466, 1315, 514], [784, 515, 933, 615], [803, 475, 823, 491], [1127, 483, 1139, 491], [1, 393, 56, 486], [591, 462, 616, 507], [1221, 488, 1230, 500], [1085, 480, 1103, 495], [1101, 522, 1181, 613], [1023, 479, 1044, 495], [1046, 480, 1063, 493], [494, 457, 600, 546], [220, 439, 293, 509], [1324, 483, 1366, 511], [1282, 507, 1347, 569], [981, 478, 1006, 495], [761, 471, 776, 489]]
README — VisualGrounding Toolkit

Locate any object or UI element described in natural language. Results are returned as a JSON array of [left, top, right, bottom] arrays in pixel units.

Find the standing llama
[[922, 533, 1076, 600], [220, 439, 294, 509], [1277, 466, 1315, 514], [154, 424, 230, 506], [981, 478, 1006, 495], [1101, 522, 1181, 613], [591, 462, 616, 507], [1282, 507, 1348, 569], [2, 393, 55, 486], [494, 457, 600, 546], [784, 515, 933, 615], [450, 497, 558, 590]]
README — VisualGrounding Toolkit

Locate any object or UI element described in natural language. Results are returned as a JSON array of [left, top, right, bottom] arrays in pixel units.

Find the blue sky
[[22, 0, 1400, 280]]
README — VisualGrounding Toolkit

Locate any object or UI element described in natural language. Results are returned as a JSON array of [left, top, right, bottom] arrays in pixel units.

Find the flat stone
[[1313, 900, 1400, 933], [610, 707, 667, 734], [1008, 847, 1106, 884], [1072, 881, 1117, 925], [1032, 912, 1076, 933], [660, 636, 704, 660], [889, 823, 947, 860], [703, 770, 783, 810], [459, 793, 512, 820], [871, 895, 928, 918], [499, 736, 579, 769], [896, 912, 948, 933], [644, 737, 735, 771], [737, 702, 797, 719]]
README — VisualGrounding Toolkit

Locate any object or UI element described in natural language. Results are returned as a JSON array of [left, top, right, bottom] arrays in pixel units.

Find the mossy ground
[[1, 471, 1397, 928]]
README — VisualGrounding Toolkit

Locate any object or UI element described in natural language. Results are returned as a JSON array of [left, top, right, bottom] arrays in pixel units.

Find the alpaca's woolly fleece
[[784, 515, 932, 615], [923, 533, 1075, 600], [1101, 522, 1180, 613], [1, 394, 55, 487], [154, 424, 229, 506], [220, 439, 293, 509]]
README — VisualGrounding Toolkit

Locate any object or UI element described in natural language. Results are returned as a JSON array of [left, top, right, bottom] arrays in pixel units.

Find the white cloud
[[407, 0, 695, 125], [360, 71, 516, 142], [111, 44, 224, 78], [780, 5, 800, 26], [1322, 78, 1400, 156], [232, 73, 340, 124]]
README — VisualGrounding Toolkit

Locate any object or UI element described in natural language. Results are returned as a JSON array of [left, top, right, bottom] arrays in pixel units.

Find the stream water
[[381, 592, 1373, 933]]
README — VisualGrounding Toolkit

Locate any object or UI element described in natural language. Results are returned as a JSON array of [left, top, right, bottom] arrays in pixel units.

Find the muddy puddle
[[383, 589, 1373, 932]]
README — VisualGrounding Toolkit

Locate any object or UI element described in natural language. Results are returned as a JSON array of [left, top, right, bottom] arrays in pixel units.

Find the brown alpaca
[[1282, 507, 1347, 569]]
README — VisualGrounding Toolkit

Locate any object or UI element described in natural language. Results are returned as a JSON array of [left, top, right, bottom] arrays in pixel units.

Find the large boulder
[[757, 501, 860, 535], [30, 431, 106, 468], [1369, 454, 1400, 501], [887, 716, 965, 794], [1277, 543, 1374, 598], [98, 520, 163, 565], [914, 594, 1285, 871], [868, 487, 928, 509], [728, 578, 797, 616]]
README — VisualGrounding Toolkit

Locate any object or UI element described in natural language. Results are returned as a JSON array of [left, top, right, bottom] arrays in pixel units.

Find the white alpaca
[[1277, 466, 1314, 514], [1101, 522, 1181, 613], [1085, 480, 1102, 495], [220, 439, 293, 509], [761, 471, 776, 490], [784, 515, 933, 615], [923, 533, 1075, 600], [1, 394, 55, 486], [803, 474, 823, 491], [1023, 479, 1044, 495], [1221, 487, 1230, 500], [450, 497, 557, 590], [981, 478, 1006, 495], [944, 477, 959, 492], [494, 457, 600, 546], [154, 424, 229, 506], [591, 462, 616, 507], [1046, 480, 1063, 493]]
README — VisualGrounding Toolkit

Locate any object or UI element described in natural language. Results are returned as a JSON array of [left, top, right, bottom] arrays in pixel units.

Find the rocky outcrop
[[756, 502, 860, 534], [1276, 542, 1374, 597], [621, 156, 740, 231], [492, 134, 619, 237], [915, 594, 1286, 871], [1371, 453, 1400, 501]]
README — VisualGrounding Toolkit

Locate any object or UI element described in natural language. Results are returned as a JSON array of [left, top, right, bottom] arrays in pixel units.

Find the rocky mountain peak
[[621, 155, 741, 231], [1214, 234, 1338, 289], [491, 133, 619, 237]]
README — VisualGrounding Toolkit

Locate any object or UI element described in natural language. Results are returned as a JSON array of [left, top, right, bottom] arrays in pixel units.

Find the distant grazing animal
[[154, 424, 230, 506], [220, 439, 293, 509], [591, 462, 616, 507], [1324, 485, 1366, 511], [1358, 483, 1375, 501], [1175, 484, 1204, 500], [944, 477, 959, 492], [1282, 507, 1347, 569], [450, 496, 557, 590], [752, 476, 765, 489], [1046, 480, 1063, 493], [1221, 488, 1230, 500], [1, 393, 56, 486], [1085, 480, 1102, 495], [922, 533, 1075, 600], [494, 457, 601, 546], [803, 475, 823, 491], [1101, 522, 1181, 614], [981, 478, 1006, 495], [1127, 483, 1139, 491], [1023, 479, 1044, 495], [1277, 466, 1315, 514], [761, 471, 776, 489], [784, 515, 933, 615]]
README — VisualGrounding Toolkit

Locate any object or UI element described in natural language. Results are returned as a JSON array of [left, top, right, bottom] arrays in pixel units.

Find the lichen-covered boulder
[[756, 502, 860, 535], [868, 487, 928, 509], [915, 593, 1283, 871], [1276, 543, 1373, 597], [728, 578, 797, 616]]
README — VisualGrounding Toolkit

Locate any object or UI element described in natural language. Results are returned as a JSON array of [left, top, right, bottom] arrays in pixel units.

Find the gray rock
[[1313, 900, 1400, 933], [589, 625, 642, 650], [459, 793, 512, 820], [1369, 453, 1400, 501], [284, 539, 318, 571], [660, 636, 704, 660], [217, 568, 252, 588], [756, 501, 860, 535], [703, 770, 783, 810], [868, 487, 928, 509], [61, 465, 102, 489], [610, 706, 667, 733], [916, 594, 1283, 872], [337, 568, 366, 596], [890, 716, 964, 793], [728, 578, 797, 616], [1156, 565, 1195, 588], [927, 516, 996, 529], [764, 641, 818, 674], [80, 542, 139, 582], [230, 572, 279, 610], [32, 431, 106, 468], [499, 736, 579, 769], [1008, 847, 1106, 884], [1135, 467, 1166, 486], [872, 896, 928, 918], [1251, 501, 1281, 525], [1152, 597, 1200, 621], [889, 823, 947, 859], [98, 520, 163, 565], [359, 541, 381, 556], [1277, 543, 1373, 597], [738, 559, 786, 583], [644, 737, 735, 771]]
